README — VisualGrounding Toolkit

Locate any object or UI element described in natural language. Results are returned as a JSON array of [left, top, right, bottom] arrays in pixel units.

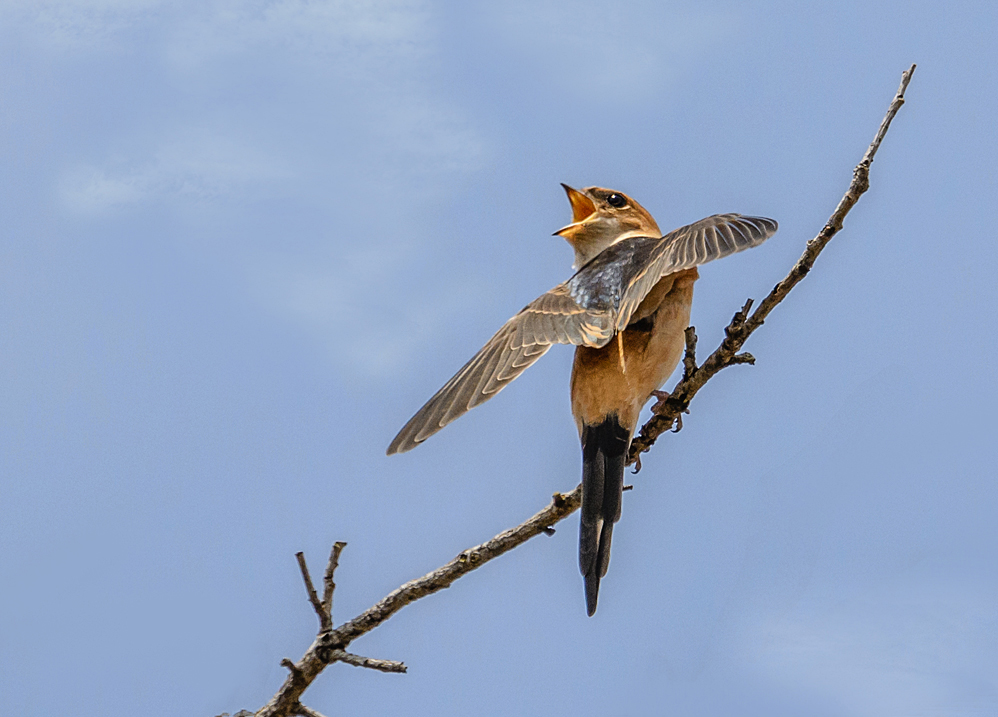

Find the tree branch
[[250, 65, 915, 717], [325, 649, 407, 674], [320, 542, 345, 622], [627, 63, 915, 462], [255, 489, 581, 717], [294, 553, 330, 633]]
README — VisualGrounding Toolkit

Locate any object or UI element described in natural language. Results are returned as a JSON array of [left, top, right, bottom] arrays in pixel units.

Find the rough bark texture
[[249, 64, 916, 717]]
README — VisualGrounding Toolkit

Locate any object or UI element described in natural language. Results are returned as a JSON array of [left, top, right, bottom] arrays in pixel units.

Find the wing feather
[[389, 214, 776, 454], [614, 214, 777, 330], [386, 283, 613, 454]]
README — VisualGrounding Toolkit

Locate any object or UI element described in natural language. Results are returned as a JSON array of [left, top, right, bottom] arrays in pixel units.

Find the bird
[[387, 184, 777, 615]]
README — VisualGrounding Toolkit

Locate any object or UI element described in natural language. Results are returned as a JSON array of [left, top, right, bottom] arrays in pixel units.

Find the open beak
[[554, 184, 596, 240]]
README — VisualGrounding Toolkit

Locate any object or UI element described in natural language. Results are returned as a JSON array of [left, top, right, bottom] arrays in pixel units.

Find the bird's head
[[554, 185, 661, 269]]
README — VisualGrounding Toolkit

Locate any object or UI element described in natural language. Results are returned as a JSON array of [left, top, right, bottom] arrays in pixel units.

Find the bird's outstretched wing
[[611, 213, 777, 330], [388, 213, 777, 455], [386, 284, 614, 454]]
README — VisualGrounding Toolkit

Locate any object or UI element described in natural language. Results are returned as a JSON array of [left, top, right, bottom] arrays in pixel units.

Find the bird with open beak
[[387, 184, 777, 615]]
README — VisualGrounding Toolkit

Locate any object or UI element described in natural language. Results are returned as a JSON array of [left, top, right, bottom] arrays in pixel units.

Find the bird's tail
[[579, 415, 630, 616]]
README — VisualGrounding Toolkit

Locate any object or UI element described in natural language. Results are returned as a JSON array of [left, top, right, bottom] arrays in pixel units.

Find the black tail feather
[[584, 572, 601, 616], [579, 415, 630, 616]]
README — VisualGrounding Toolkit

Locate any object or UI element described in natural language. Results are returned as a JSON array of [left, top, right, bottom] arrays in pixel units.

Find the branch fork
[[287, 545, 407, 685]]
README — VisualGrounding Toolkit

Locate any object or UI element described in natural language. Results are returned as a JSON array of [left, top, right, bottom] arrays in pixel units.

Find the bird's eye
[[607, 193, 627, 208]]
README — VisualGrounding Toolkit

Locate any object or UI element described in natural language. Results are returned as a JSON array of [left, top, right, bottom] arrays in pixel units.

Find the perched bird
[[387, 185, 777, 615]]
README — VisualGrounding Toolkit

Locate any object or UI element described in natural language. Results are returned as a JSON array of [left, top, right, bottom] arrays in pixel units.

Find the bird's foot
[[650, 389, 670, 412], [650, 390, 688, 433]]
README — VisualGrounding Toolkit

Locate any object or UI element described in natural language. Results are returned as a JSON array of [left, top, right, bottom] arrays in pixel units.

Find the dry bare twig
[[250, 64, 916, 717]]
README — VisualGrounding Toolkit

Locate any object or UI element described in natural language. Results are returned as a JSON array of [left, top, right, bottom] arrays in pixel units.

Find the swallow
[[387, 184, 777, 615]]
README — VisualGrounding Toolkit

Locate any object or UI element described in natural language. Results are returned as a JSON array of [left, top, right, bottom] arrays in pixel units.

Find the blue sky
[[1, 1, 997, 715]]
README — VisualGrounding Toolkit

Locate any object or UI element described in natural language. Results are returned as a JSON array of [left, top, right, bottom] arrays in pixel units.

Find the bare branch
[[326, 649, 407, 674], [628, 63, 916, 463], [252, 65, 916, 717], [295, 553, 330, 633], [322, 489, 581, 647], [320, 542, 346, 622], [255, 489, 582, 716], [681, 326, 698, 381]]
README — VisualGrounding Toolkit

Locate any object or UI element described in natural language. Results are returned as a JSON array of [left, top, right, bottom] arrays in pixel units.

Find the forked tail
[[579, 415, 630, 616]]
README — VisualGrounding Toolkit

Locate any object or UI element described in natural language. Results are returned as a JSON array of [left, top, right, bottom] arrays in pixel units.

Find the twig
[[321, 488, 581, 646], [295, 553, 330, 633], [320, 542, 346, 622], [251, 65, 915, 717], [627, 63, 916, 463], [325, 649, 407, 674]]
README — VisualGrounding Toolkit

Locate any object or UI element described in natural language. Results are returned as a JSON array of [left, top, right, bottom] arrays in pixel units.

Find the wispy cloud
[[483, 1, 736, 100], [3, 2, 658, 378], [40, 0, 483, 210], [15, 0, 487, 374], [247, 246, 485, 377], [59, 129, 294, 213], [164, 0, 430, 72], [162, 0, 487, 185]]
